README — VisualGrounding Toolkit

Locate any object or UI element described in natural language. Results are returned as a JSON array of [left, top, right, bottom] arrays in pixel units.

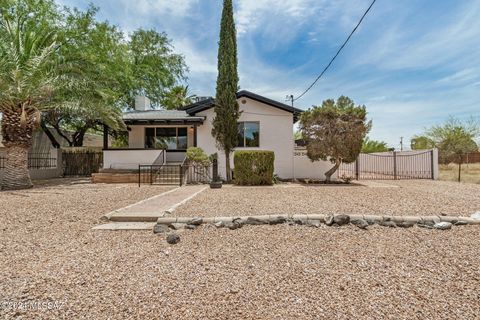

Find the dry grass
[[440, 163, 480, 184], [1, 178, 480, 319]]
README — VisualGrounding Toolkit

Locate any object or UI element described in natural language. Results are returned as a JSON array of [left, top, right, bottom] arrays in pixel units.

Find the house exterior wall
[[293, 147, 337, 180], [195, 97, 295, 179]]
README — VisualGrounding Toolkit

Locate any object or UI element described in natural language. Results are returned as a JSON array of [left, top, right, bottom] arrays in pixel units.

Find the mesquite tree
[[300, 96, 371, 182], [211, 0, 240, 182]]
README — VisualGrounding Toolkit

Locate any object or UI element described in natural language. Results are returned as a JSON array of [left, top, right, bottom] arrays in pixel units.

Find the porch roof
[[122, 110, 205, 125]]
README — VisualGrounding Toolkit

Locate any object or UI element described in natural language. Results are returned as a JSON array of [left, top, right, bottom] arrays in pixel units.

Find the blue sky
[[56, 0, 480, 149]]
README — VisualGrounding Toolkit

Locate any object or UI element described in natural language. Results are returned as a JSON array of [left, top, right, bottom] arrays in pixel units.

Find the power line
[[293, 0, 378, 102]]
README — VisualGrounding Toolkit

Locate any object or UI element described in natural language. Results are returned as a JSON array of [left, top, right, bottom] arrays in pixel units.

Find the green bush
[[186, 147, 211, 166], [234, 150, 275, 185]]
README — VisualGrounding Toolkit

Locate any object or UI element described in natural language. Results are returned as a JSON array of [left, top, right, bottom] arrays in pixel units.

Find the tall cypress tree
[[212, 0, 240, 182]]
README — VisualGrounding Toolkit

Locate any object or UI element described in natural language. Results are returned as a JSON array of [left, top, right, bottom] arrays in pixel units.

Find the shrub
[[186, 147, 211, 166], [234, 150, 275, 185]]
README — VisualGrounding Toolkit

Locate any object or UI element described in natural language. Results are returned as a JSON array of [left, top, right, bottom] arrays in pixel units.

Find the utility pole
[[400, 137, 403, 152], [286, 94, 294, 107]]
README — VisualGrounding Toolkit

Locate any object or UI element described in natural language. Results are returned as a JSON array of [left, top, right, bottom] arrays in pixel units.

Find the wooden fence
[[63, 150, 103, 176]]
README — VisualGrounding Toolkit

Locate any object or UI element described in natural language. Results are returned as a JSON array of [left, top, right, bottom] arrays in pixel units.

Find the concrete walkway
[[98, 185, 207, 224]]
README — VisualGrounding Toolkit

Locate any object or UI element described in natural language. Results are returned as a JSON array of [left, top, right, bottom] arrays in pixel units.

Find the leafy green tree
[[300, 96, 371, 182], [361, 137, 389, 153], [211, 0, 240, 181], [410, 135, 436, 150], [0, 0, 75, 189], [423, 117, 479, 164], [127, 29, 187, 108], [43, 5, 127, 146], [160, 85, 195, 110]]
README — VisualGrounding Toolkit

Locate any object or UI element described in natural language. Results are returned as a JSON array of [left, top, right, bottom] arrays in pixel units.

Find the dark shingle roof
[[181, 90, 303, 122]]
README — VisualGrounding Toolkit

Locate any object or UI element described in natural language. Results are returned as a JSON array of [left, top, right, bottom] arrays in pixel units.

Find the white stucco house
[[102, 90, 334, 182]]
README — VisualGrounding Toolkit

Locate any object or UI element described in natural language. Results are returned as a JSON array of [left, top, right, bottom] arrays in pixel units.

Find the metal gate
[[339, 150, 435, 180]]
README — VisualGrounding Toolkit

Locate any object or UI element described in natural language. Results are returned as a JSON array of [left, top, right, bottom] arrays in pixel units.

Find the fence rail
[[339, 150, 435, 180]]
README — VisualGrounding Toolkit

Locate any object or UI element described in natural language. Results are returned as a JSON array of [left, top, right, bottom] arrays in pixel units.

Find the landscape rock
[[225, 221, 242, 230], [378, 221, 397, 228], [396, 221, 415, 228], [188, 218, 203, 226], [333, 214, 350, 226], [214, 221, 225, 228], [153, 224, 170, 234], [268, 216, 287, 225], [351, 219, 368, 230], [166, 233, 180, 244], [306, 220, 321, 228], [293, 218, 307, 225], [245, 217, 267, 225], [325, 215, 334, 226], [169, 223, 185, 230], [470, 211, 480, 220], [433, 222, 452, 230], [185, 224, 197, 230]]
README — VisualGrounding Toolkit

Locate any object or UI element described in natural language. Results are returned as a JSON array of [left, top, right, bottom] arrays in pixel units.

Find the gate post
[[430, 149, 434, 180], [355, 156, 359, 180], [393, 151, 397, 180]]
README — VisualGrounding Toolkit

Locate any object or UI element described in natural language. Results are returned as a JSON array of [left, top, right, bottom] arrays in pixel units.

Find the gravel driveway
[[1, 179, 479, 319], [174, 180, 480, 217]]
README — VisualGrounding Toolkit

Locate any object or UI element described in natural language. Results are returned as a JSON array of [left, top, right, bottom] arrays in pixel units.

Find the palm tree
[[160, 85, 196, 110], [0, 7, 63, 190]]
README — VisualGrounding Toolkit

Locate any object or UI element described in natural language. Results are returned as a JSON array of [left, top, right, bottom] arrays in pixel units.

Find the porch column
[[103, 124, 109, 150], [193, 125, 198, 147]]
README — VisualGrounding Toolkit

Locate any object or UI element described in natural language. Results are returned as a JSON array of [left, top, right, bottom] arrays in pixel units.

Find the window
[[145, 127, 188, 149], [237, 122, 259, 147]]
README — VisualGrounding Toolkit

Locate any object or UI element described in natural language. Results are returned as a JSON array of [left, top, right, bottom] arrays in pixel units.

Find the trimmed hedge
[[234, 150, 275, 185]]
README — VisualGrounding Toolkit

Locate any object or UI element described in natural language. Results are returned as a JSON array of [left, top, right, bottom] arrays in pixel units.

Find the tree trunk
[[40, 120, 61, 148], [1, 145, 33, 190], [225, 151, 231, 182], [325, 158, 341, 183]]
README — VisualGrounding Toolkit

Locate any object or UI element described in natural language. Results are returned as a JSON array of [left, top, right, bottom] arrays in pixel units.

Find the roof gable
[[181, 90, 303, 121]]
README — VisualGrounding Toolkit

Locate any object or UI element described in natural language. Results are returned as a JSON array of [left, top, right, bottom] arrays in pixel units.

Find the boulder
[[333, 214, 350, 226], [268, 216, 287, 225], [166, 233, 180, 244], [378, 221, 397, 228], [188, 218, 203, 226], [396, 221, 415, 228], [471, 211, 480, 220], [351, 219, 368, 230], [169, 223, 185, 230], [245, 217, 267, 225], [325, 215, 334, 226], [433, 222, 452, 230], [306, 220, 321, 228], [214, 221, 225, 228], [184, 224, 197, 230], [153, 224, 169, 234], [225, 221, 242, 230]]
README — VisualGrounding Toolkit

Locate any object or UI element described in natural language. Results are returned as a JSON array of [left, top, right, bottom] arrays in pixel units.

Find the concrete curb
[[156, 214, 480, 226]]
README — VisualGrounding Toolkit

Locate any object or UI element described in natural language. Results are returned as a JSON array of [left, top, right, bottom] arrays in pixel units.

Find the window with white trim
[[237, 122, 259, 147]]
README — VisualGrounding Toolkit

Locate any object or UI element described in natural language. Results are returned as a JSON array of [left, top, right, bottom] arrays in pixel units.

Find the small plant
[[272, 174, 280, 184], [339, 174, 353, 184]]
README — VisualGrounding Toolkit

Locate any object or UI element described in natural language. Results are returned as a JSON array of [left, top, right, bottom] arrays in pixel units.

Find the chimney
[[134, 96, 151, 111]]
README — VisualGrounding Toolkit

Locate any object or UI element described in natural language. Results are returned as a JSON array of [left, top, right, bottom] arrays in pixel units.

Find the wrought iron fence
[[138, 163, 212, 186], [339, 150, 435, 180], [138, 164, 184, 186], [0, 153, 57, 169]]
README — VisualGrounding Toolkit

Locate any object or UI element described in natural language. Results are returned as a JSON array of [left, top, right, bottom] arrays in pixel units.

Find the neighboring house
[[103, 90, 327, 180]]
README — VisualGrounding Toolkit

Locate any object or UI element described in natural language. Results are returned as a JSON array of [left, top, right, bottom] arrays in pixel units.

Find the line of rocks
[[154, 213, 480, 241]]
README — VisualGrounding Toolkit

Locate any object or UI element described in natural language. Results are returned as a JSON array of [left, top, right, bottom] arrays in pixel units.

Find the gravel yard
[[1, 178, 479, 319], [175, 180, 480, 217]]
